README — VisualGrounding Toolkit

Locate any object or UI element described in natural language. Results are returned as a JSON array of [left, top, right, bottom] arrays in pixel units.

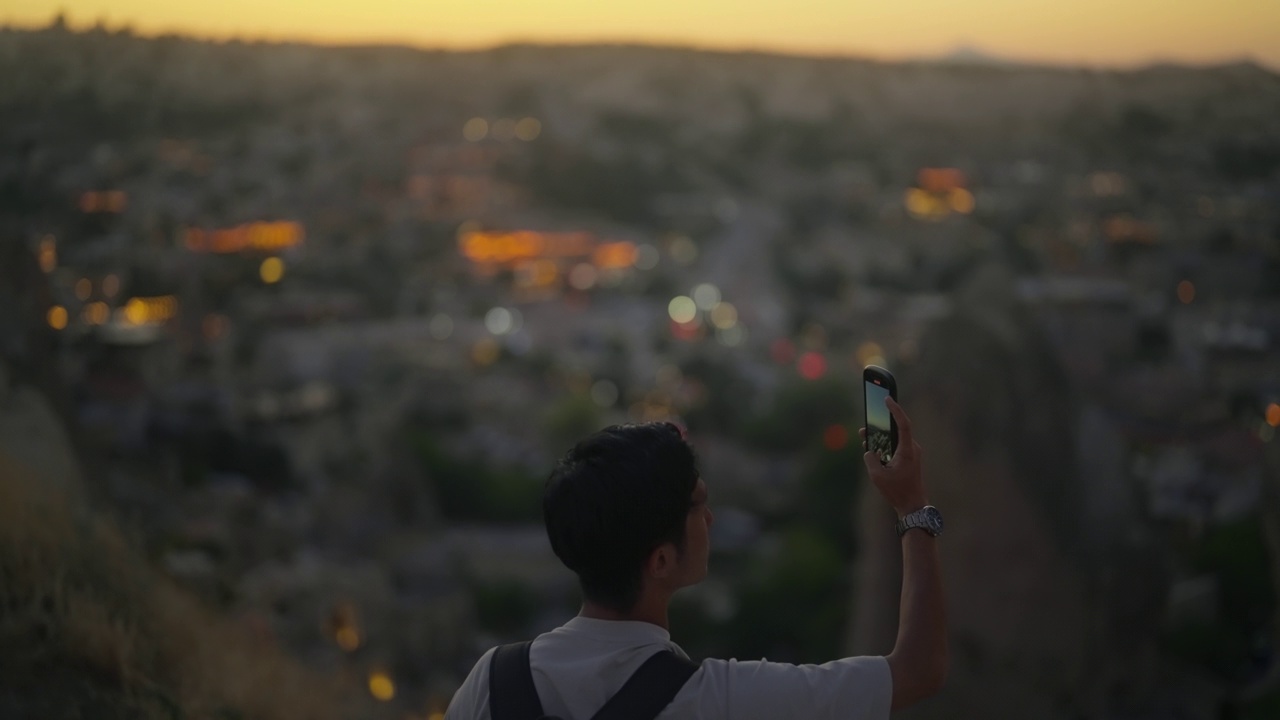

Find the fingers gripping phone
[[863, 365, 898, 464]]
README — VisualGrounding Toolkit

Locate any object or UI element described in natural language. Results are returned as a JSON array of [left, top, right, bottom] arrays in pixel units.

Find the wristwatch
[[896, 506, 944, 538]]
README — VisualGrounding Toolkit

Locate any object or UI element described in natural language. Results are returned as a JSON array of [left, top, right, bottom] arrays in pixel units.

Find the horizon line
[[3, 15, 1276, 74]]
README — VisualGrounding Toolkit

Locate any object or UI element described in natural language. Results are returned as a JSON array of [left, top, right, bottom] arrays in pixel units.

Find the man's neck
[[580, 596, 670, 631]]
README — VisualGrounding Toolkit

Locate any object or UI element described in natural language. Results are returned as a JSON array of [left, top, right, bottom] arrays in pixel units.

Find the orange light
[[78, 190, 128, 213], [336, 626, 360, 652], [105, 191, 127, 212], [516, 259, 560, 288], [75, 278, 92, 301], [1102, 215, 1158, 244], [83, 301, 109, 326], [949, 188, 975, 214], [592, 241, 638, 269], [917, 168, 967, 193], [1266, 403, 1280, 428], [515, 117, 542, 141], [185, 221, 305, 254], [47, 305, 68, 330], [1177, 280, 1195, 304], [459, 230, 599, 265], [823, 425, 848, 450], [472, 338, 501, 366], [38, 236, 57, 273]]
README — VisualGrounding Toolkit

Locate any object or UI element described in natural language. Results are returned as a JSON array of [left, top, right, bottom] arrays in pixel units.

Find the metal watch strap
[[896, 506, 940, 538], [897, 513, 920, 538]]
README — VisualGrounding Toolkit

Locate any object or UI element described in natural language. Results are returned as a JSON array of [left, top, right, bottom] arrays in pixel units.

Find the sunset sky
[[5, 1, 1280, 69]]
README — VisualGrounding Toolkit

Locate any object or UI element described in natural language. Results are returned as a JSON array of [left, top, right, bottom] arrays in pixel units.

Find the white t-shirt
[[445, 616, 892, 720]]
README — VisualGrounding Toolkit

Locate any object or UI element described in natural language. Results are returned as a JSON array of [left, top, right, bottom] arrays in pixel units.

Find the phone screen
[[864, 379, 894, 464]]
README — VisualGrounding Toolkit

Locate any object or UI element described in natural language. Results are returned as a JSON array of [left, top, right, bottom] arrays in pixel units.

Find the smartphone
[[863, 365, 898, 464]]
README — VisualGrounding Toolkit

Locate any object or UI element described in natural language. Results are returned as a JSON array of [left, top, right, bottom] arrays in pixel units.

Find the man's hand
[[859, 396, 926, 517], [860, 396, 947, 711]]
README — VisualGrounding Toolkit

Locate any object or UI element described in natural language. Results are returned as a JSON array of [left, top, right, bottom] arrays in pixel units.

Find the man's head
[[544, 422, 711, 613]]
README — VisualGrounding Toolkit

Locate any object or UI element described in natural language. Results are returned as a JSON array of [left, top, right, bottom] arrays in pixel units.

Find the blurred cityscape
[[2, 15, 1280, 720]]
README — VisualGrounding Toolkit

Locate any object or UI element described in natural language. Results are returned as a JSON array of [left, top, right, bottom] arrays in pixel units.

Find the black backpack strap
[[589, 650, 699, 720], [489, 641, 546, 720]]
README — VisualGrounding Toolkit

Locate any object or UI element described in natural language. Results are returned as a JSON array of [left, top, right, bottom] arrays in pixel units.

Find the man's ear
[[646, 543, 677, 580]]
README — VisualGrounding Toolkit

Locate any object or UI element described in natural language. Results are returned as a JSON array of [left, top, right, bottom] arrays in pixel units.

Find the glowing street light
[[667, 296, 697, 324], [260, 257, 285, 284]]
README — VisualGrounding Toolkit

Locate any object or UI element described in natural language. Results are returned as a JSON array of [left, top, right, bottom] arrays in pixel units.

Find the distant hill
[[932, 44, 1017, 67]]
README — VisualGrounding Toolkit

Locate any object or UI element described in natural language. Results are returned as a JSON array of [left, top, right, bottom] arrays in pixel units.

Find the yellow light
[[904, 188, 930, 217], [429, 713, 445, 720], [530, 259, 558, 286], [856, 341, 884, 367], [336, 626, 361, 652], [1266, 403, 1280, 428], [260, 257, 285, 284], [123, 296, 179, 325], [463, 117, 489, 142], [904, 188, 952, 220], [102, 274, 120, 298], [368, 672, 396, 702], [124, 298, 146, 325], [515, 117, 542, 141], [75, 278, 92, 301], [950, 188, 975, 214], [668, 296, 697, 324], [47, 305, 68, 330], [709, 302, 737, 330], [1177, 280, 1195, 304]]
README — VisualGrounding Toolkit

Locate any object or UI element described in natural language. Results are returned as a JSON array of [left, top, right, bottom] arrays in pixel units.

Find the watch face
[[924, 506, 943, 533]]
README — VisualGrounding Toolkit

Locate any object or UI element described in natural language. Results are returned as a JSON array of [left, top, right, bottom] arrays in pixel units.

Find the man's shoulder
[[444, 646, 497, 720]]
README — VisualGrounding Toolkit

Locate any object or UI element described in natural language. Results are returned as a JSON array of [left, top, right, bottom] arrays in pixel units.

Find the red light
[[873, 379, 882, 385], [670, 319, 701, 341], [798, 352, 826, 381], [823, 424, 848, 451]]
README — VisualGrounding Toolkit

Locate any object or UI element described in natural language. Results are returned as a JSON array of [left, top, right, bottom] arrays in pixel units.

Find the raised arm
[[861, 397, 948, 711]]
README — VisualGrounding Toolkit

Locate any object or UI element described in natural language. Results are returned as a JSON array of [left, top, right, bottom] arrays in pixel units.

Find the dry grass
[[0, 452, 370, 720]]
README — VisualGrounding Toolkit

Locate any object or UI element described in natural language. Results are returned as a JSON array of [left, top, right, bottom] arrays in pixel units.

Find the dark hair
[[543, 422, 699, 612]]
